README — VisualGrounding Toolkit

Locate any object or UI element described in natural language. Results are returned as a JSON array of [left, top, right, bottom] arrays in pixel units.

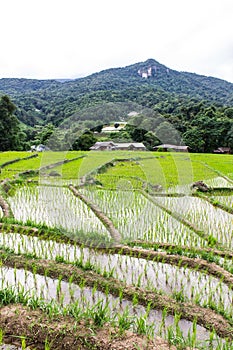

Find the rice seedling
[[79, 188, 208, 247], [1, 151, 233, 349], [0, 329, 3, 345], [212, 195, 233, 208], [116, 306, 134, 335], [205, 177, 233, 188], [155, 195, 233, 249], [8, 185, 111, 239], [0, 272, 216, 346], [1, 232, 232, 324]]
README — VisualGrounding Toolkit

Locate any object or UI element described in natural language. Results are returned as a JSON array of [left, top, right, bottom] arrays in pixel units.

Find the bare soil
[[0, 195, 11, 217], [0, 304, 176, 350]]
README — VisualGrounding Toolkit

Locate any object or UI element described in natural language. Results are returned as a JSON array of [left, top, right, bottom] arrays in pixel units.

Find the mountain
[[0, 58, 233, 127]]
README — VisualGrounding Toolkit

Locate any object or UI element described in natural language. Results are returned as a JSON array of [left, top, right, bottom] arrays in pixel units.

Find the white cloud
[[0, 0, 232, 82]]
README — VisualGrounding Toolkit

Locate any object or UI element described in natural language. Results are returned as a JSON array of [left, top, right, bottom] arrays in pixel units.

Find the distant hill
[[0, 58, 233, 127]]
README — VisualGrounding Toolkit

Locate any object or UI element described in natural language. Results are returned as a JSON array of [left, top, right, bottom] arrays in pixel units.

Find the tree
[[143, 131, 160, 150], [72, 130, 97, 151], [90, 124, 103, 133], [189, 113, 227, 152], [0, 95, 23, 151], [225, 108, 233, 119], [155, 121, 180, 144], [182, 127, 205, 153], [126, 125, 147, 142], [46, 128, 68, 151], [35, 123, 55, 144], [226, 123, 233, 149]]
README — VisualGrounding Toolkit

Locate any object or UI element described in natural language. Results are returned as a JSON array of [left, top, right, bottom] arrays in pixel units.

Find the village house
[[101, 123, 127, 133], [31, 144, 50, 152], [90, 141, 147, 151], [213, 147, 231, 154], [154, 144, 189, 152]]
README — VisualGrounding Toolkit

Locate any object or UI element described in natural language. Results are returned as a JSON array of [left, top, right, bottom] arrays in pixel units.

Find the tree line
[[0, 95, 232, 153]]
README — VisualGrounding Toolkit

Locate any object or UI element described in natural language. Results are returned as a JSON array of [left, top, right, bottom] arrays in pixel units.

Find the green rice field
[[0, 150, 232, 349]]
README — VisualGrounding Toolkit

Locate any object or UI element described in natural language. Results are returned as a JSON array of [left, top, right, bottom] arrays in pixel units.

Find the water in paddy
[[0, 266, 218, 345], [8, 185, 110, 238], [1, 232, 232, 320]]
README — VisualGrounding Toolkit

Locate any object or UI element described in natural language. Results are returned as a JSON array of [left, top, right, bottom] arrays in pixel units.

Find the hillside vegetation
[[0, 59, 233, 152]]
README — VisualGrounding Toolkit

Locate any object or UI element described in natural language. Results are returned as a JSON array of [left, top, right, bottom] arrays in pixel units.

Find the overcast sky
[[1, 0, 232, 82]]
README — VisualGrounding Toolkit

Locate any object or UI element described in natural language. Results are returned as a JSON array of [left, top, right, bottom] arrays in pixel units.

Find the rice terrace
[[0, 149, 233, 349]]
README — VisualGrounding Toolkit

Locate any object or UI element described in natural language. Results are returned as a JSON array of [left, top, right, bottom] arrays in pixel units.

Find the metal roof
[[154, 144, 188, 150]]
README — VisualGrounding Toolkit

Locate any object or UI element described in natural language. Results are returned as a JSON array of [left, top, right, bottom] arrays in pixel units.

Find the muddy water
[[0, 232, 232, 318], [0, 266, 214, 345]]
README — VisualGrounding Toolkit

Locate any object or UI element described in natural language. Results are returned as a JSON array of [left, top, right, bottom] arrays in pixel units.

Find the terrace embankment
[[108, 246, 233, 288], [1, 251, 232, 340], [129, 240, 233, 258], [0, 222, 232, 286], [39, 154, 86, 173], [0, 153, 38, 170], [0, 195, 11, 217], [141, 190, 223, 247], [69, 185, 122, 243], [0, 304, 175, 350], [14, 154, 86, 179], [195, 192, 233, 215]]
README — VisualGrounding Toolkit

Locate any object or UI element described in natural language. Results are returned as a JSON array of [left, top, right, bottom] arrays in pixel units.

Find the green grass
[[0, 151, 30, 166], [0, 152, 34, 180], [139, 154, 181, 188], [78, 151, 151, 178], [0, 151, 86, 181], [139, 153, 232, 187], [191, 153, 233, 181], [95, 152, 232, 190], [42, 157, 85, 179], [0, 153, 43, 180], [93, 152, 232, 190], [0, 151, 233, 188], [96, 161, 146, 189]]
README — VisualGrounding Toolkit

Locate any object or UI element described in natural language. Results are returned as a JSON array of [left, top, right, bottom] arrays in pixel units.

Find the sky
[[0, 0, 233, 82]]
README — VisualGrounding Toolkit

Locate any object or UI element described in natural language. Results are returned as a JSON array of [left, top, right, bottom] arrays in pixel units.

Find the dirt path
[[0, 195, 11, 217], [0, 304, 176, 350], [69, 185, 122, 243]]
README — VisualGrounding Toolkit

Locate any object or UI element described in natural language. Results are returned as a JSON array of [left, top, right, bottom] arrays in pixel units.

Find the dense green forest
[[0, 59, 233, 152]]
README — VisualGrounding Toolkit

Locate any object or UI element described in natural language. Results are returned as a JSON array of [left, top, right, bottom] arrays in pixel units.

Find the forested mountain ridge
[[1, 58, 233, 99], [0, 58, 233, 128], [0, 59, 233, 153]]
